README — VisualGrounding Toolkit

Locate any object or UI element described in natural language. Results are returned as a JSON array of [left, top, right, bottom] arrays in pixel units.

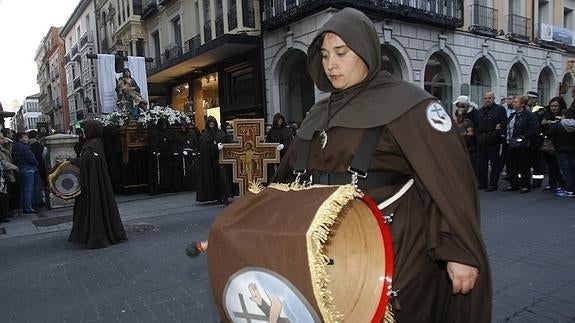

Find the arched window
[[507, 62, 526, 97], [278, 50, 315, 126], [381, 45, 404, 79], [470, 58, 492, 104], [537, 67, 554, 105], [424, 53, 453, 112]]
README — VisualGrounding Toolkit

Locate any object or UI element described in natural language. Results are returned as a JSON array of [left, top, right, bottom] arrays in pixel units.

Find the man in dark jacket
[[476, 92, 508, 191], [504, 96, 539, 193], [547, 108, 575, 197], [12, 132, 38, 213]]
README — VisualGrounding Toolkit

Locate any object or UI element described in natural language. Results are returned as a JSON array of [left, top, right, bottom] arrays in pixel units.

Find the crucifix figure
[[220, 119, 280, 196]]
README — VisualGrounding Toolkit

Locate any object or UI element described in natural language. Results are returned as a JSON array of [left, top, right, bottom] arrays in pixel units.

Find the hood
[[206, 116, 219, 130], [272, 113, 286, 128], [157, 118, 170, 130], [307, 7, 381, 93], [82, 120, 103, 140], [560, 118, 575, 132]]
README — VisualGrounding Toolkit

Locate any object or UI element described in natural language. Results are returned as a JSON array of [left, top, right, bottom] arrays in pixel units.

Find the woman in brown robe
[[273, 8, 492, 323], [68, 120, 126, 249]]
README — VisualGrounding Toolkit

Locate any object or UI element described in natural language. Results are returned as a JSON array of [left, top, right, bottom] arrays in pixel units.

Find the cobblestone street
[[0, 190, 573, 322]]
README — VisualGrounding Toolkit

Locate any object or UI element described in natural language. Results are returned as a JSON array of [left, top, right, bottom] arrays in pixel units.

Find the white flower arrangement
[[101, 106, 192, 128]]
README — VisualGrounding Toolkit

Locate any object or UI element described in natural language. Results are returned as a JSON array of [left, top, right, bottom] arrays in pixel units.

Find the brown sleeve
[[387, 100, 487, 269]]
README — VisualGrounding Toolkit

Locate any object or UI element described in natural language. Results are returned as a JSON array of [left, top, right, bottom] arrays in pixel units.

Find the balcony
[[537, 23, 574, 49], [142, 0, 158, 19], [261, 0, 464, 31], [468, 4, 498, 37], [204, 20, 212, 41], [185, 34, 201, 54], [507, 14, 530, 43], [71, 44, 78, 58], [161, 45, 182, 64], [79, 31, 94, 49], [243, 6, 256, 28], [215, 17, 224, 37], [73, 77, 82, 90], [228, 2, 238, 30], [64, 52, 71, 63], [52, 97, 62, 110]]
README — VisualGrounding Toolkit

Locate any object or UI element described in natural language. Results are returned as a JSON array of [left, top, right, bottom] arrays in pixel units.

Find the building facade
[[262, 0, 575, 126], [140, 0, 263, 128], [21, 94, 42, 131], [61, 0, 100, 129]]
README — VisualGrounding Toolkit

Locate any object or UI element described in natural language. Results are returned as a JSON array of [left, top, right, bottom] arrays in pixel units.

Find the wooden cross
[[232, 293, 268, 322], [220, 119, 280, 196]]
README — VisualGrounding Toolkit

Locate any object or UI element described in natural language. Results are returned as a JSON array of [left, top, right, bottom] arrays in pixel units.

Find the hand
[[183, 151, 188, 156], [495, 124, 502, 130], [248, 283, 263, 306], [173, 152, 178, 156], [447, 262, 479, 294], [276, 144, 285, 151], [217, 143, 224, 150]]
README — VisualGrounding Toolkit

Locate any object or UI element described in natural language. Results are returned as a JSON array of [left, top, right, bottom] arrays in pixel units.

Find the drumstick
[[185, 240, 208, 257]]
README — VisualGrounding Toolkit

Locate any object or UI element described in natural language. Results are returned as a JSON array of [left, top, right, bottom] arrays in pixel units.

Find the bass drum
[[48, 161, 81, 200], [208, 184, 394, 323]]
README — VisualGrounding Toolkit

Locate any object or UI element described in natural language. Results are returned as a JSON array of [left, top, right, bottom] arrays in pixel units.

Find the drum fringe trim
[[306, 184, 362, 323]]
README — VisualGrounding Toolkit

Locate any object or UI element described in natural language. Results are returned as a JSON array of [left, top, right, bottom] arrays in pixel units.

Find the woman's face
[[320, 32, 369, 90], [456, 108, 465, 122], [549, 101, 561, 114]]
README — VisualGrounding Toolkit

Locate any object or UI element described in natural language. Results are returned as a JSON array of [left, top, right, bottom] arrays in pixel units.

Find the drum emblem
[[223, 267, 320, 323]]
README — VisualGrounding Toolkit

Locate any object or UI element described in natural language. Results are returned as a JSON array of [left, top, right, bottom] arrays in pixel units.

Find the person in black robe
[[196, 116, 231, 204], [174, 123, 200, 191], [68, 120, 126, 249], [265, 113, 293, 181], [149, 118, 176, 195]]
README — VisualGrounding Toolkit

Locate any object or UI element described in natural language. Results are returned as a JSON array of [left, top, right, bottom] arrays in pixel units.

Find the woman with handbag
[[504, 96, 539, 193], [540, 97, 565, 191]]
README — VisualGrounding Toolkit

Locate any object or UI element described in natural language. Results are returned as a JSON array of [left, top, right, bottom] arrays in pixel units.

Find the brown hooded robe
[[69, 121, 127, 249], [274, 8, 492, 323]]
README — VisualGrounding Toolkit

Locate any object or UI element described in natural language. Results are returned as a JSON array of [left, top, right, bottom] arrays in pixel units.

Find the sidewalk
[[0, 191, 221, 240]]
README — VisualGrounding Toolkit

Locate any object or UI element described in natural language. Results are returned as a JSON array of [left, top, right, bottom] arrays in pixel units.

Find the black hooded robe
[[196, 117, 231, 202], [68, 121, 127, 249], [265, 113, 293, 181], [149, 119, 177, 195], [175, 125, 200, 191]]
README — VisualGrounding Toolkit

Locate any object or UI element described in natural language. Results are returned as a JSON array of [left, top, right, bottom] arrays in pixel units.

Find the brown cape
[[274, 7, 492, 323]]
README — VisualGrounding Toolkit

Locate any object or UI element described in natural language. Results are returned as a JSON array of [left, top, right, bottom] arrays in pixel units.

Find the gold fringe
[[384, 303, 395, 323], [303, 184, 362, 323]]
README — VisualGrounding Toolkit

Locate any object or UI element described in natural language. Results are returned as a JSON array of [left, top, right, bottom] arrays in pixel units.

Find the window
[[565, 7, 574, 29], [172, 17, 182, 47], [507, 62, 525, 97], [152, 31, 161, 61], [424, 53, 453, 112], [470, 58, 493, 104]]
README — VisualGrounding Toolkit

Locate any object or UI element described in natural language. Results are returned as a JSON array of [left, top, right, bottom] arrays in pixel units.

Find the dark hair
[[1, 128, 12, 137], [27, 130, 38, 139], [548, 96, 567, 111], [15, 132, 27, 141]]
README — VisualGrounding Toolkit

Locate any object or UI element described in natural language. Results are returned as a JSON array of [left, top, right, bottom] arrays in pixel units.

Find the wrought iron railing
[[185, 34, 201, 53], [79, 31, 93, 49], [262, 0, 463, 30], [215, 17, 224, 37], [468, 4, 498, 37], [228, 1, 238, 30], [507, 14, 530, 42], [142, 0, 158, 18], [204, 20, 212, 41], [161, 45, 182, 64], [71, 44, 78, 58], [243, 6, 255, 28]]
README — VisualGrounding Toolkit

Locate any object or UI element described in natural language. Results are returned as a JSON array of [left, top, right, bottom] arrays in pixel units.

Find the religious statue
[[116, 68, 148, 118]]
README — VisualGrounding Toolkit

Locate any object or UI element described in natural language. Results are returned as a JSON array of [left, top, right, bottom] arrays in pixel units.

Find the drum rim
[[360, 194, 394, 323], [48, 161, 81, 200]]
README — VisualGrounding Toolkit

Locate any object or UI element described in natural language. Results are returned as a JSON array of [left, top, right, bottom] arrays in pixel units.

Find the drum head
[[48, 161, 81, 200], [325, 196, 393, 323]]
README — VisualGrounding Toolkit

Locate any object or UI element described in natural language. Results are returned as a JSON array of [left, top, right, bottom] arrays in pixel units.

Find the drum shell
[[208, 184, 391, 322]]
